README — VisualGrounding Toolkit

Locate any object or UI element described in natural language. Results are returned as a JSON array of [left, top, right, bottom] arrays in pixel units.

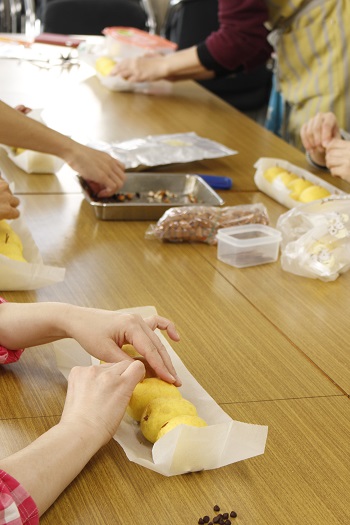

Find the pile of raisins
[[198, 505, 237, 524]]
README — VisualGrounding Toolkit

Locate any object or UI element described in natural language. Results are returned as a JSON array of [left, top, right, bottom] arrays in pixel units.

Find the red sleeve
[[0, 298, 25, 365], [0, 470, 39, 525], [197, 0, 272, 73]]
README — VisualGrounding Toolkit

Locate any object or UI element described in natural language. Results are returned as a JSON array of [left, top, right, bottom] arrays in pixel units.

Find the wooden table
[[1, 46, 350, 524]]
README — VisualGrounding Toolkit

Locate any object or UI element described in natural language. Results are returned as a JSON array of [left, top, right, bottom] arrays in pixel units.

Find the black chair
[[162, 0, 272, 112], [40, 0, 156, 35]]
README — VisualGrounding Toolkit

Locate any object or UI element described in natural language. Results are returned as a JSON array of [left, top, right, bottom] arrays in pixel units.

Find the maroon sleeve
[[197, 0, 272, 74]]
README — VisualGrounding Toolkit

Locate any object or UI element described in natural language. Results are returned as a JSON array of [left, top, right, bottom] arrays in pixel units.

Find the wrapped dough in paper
[[53, 306, 268, 477]]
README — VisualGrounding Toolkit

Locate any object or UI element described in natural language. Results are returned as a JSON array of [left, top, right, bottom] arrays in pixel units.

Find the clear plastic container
[[102, 27, 177, 58], [216, 224, 282, 268]]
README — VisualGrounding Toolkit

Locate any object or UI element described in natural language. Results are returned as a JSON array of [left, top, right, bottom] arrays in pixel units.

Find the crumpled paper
[[53, 305, 268, 476], [87, 132, 237, 171], [4, 109, 65, 174], [0, 212, 65, 291]]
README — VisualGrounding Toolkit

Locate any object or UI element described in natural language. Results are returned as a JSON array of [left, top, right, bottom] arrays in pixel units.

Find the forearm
[[164, 47, 214, 80], [0, 421, 104, 515], [0, 100, 78, 161], [0, 302, 76, 348]]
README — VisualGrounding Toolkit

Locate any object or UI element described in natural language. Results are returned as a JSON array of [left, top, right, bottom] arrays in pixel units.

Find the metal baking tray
[[79, 172, 224, 220]]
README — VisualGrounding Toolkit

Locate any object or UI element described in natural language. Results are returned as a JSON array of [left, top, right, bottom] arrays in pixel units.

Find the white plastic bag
[[277, 196, 350, 281]]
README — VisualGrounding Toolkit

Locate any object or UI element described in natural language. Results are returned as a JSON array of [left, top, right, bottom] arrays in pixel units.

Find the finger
[[312, 113, 324, 148], [322, 121, 336, 146], [145, 315, 180, 341], [6, 206, 20, 219], [10, 194, 20, 208], [300, 123, 311, 150], [130, 325, 181, 386], [119, 359, 145, 383]]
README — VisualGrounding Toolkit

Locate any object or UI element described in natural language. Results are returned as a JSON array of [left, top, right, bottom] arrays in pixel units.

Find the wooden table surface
[[1, 45, 350, 525]]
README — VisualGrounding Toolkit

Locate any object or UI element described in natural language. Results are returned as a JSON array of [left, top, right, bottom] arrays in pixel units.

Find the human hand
[[63, 142, 126, 198], [0, 178, 20, 220], [61, 360, 145, 445], [111, 53, 169, 83], [66, 308, 181, 386], [300, 112, 342, 167], [324, 138, 350, 183]]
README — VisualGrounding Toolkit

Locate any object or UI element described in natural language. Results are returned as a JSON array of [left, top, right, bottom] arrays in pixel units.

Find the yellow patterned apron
[[265, 0, 350, 149]]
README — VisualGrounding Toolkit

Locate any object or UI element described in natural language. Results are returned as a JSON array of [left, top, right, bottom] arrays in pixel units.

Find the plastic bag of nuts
[[145, 204, 269, 244]]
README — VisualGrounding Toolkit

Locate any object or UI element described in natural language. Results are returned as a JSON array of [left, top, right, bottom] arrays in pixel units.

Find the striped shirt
[[266, 0, 350, 148]]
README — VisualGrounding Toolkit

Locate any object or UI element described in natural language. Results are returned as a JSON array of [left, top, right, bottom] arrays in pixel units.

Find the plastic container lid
[[102, 27, 178, 52], [216, 224, 282, 268]]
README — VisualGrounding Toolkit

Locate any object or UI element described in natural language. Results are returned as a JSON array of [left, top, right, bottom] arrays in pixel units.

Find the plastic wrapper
[[0, 211, 65, 291], [78, 39, 173, 94], [145, 204, 269, 245], [277, 195, 350, 281], [254, 157, 346, 208], [4, 109, 65, 174], [53, 305, 268, 476], [102, 27, 177, 57], [88, 132, 237, 171]]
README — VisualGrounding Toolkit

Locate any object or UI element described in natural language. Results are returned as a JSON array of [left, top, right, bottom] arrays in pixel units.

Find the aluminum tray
[[79, 173, 224, 220]]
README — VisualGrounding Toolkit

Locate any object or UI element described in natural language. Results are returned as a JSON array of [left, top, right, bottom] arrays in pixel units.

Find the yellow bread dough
[[95, 56, 116, 76], [127, 377, 182, 422], [122, 344, 142, 358], [299, 185, 331, 203], [263, 166, 287, 182], [287, 178, 313, 200], [12, 147, 26, 156], [0, 220, 26, 262], [278, 171, 299, 186], [156, 414, 207, 441], [141, 397, 197, 444]]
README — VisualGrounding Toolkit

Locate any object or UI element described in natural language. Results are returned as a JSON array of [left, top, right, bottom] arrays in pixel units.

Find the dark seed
[[213, 516, 221, 524], [225, 521, 231, 525], [203, 517, 210, 523], [198, 519, 204, 524], [223, 513, 229, 520], [213, 505, 220, 512], [230, 511, 237, 518]]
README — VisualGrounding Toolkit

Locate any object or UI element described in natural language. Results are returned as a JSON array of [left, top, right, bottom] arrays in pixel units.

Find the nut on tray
[[79, 173, 224, 220]]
